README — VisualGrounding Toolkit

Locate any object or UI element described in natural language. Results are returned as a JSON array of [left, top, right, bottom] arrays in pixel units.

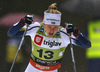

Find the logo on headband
[[51, 22, 55, 24], [47, 19, 57, 21], [58, 19, 60, 21]]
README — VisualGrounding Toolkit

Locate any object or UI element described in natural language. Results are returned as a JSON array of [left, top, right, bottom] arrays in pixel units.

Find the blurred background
[[0, 0, 100, 72]]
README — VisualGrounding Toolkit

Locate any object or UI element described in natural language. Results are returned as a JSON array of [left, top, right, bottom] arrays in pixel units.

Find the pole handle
[[27, 24, 29, 28], [69, 33, 71, 37]]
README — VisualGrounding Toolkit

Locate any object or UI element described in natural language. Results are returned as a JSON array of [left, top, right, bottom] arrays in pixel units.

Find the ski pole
[[9, 24, 29, 72], [9, 14, 34, 72], [65, 23, 77, 72], [69, 34, 77, 72]]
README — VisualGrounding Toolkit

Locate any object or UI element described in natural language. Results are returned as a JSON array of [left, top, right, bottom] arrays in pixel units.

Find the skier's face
[[43, 24, 59, 37]]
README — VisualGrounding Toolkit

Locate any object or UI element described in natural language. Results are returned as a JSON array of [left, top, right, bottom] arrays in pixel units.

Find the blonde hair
[[45, 3, 61, 14]]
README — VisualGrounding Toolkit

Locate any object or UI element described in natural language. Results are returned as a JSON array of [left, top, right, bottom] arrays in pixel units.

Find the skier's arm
[[7, 15, 33, 37], [72, 33, 91, 48], [61, 24, 91, 48], [66, 24, 91, 48]]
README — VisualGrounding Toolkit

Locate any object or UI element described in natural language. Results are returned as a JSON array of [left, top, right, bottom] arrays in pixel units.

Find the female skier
[[7, 3, 91, 72]]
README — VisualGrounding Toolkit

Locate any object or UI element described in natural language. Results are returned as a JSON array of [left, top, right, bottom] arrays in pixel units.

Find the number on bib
[[37, 49, 54, 59]]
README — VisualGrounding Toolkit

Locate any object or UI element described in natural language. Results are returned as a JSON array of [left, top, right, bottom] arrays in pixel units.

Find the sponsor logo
[[36, 58, 59, 66], [36, 64, 50, 70], [43, 40, 61, 48], [51, 22, 55, 24], [47, 19, 60, 22], [34, 34, 43, 46]]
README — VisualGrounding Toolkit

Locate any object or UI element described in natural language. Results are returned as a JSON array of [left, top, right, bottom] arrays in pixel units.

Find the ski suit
[[7, 22, 91, 72]]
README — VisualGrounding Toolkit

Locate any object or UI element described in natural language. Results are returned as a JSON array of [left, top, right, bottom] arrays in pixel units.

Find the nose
[[50, 28, 54, 33]]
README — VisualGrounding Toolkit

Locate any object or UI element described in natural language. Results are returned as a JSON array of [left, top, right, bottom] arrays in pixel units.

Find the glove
[[66, 24, 74, 33], [20, 15, 34, 26], [66, 24, 80, 37], [73, 28, 80, 37]]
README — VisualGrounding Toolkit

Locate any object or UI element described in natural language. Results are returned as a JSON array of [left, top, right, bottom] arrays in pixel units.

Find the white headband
[[43, 12, 61, 25]]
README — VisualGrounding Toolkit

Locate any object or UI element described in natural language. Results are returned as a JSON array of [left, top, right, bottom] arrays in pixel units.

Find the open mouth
[[49, 33, 54, 36]]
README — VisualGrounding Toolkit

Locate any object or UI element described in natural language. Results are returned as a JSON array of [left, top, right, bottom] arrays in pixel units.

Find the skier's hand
[[66, 24, 80, 37], [73, 28, 80, 37], [66, 24, 74, 33], [21, 15, 34, 25]]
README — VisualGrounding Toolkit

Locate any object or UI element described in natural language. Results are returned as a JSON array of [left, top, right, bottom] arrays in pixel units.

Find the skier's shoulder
[[59, 26, 69, 38], [59, 26, 67, 33], [28, 22, 40, 29]]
